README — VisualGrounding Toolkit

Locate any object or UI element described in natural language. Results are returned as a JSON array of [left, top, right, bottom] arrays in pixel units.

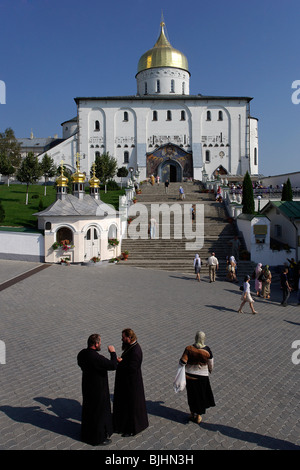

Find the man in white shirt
[[207, 252, 219, 282]]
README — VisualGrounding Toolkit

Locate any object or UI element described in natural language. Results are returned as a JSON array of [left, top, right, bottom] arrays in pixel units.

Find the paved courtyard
[[0, 259, 299, 452]]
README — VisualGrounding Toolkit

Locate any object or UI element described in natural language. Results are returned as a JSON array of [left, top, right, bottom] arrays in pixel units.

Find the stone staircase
[[119, 181, 255, 278]]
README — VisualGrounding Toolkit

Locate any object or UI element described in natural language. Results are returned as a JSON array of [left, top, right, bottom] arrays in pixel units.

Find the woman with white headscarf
[[255, 263, 263, 296], [193, 254, 201, 282], [179, 331, 215, 424]]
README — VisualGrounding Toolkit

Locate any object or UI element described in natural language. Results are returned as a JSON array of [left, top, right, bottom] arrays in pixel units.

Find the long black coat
[[77, 348, 117, 445], [113, 342, 148, 435]]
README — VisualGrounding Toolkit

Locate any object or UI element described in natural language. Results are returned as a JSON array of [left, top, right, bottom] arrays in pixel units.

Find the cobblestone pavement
[[0, 260, 299, 453]]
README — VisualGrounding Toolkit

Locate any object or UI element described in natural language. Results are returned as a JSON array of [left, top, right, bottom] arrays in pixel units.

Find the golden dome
[[137, 22, 189, 74], [89, 163, 100, 188], [56, 162, 69, 187], [71, 153, 86, 183]]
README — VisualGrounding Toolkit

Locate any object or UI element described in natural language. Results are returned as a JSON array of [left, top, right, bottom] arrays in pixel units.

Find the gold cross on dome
[[75, 152, 81, 170]]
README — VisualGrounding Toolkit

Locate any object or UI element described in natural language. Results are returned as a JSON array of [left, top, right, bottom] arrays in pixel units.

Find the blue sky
[[0, 0, 299, 177]]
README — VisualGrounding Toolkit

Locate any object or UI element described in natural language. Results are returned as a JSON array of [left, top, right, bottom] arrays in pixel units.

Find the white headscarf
[[194, 331, 206, 348]]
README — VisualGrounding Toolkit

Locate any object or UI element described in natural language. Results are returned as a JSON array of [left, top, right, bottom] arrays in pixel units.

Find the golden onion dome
[[56, 162, 69, 187], [71, 153, 86, 183], [137, 21, 189, 74], [89, 163, 100, 188]]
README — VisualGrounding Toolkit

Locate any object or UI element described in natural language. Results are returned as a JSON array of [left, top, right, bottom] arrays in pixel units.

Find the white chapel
[[38, 20, 259, 182]]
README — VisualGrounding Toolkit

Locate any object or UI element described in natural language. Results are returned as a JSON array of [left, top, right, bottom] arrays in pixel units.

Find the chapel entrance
[[85, 227, 100, 260]]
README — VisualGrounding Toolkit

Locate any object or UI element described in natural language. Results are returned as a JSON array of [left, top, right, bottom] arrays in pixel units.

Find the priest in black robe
[[113, 328, 149, 436], [77, 333, 117, 446]]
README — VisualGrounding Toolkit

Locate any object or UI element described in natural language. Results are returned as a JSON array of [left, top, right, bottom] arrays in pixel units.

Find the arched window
[[153, 110, 157, 121], [206, 111, 211, 121], [218, 111, 223, 121], [205, 150, 210, 163], [144, 82, 148, 94], [254, 148, 258, 166], [167, 110, 172, 121], [56, 227, 73, 244], [182, 82, 185, 95], [181, 110, 186, 121], [95, 120, 100, 131], [156, 80, 160, 93], [108, 224, 117, 239], [124, 151, 129, 163], [123, 111, 128, 121], [95, 151, 100, 159], [170, 79, 175, 93]]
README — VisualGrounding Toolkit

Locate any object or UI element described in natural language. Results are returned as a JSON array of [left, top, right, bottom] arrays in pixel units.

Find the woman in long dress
[[238, 275, 258, 314], [193, 254, 201, 282], [255, 263, 263, 296], [179, 331, 215, 424]]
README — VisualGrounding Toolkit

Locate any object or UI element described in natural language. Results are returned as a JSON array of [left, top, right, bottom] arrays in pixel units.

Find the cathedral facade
[[39, 21, 259, 182]]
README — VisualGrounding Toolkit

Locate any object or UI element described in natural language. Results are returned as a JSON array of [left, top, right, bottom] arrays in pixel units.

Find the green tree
[[117, 166, 128, 188], [16, 152, 43, 205], [0, 154, 15, 186], [0, 128, 21, 167], [281, 178, 293, 201], [94, 152, 117, 193], [242, 171, 255, 214], [0, 128, 21, 184], [40, 153, 56, 196]]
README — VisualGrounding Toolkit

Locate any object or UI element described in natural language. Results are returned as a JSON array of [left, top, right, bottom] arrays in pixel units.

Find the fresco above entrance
[[146, 144, 193, 182]]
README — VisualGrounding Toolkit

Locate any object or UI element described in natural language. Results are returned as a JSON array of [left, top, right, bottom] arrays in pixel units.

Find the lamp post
[[257, 195, 261, 213]]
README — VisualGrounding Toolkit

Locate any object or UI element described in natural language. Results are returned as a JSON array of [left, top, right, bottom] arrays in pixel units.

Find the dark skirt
[[186, 374, 215, 415]]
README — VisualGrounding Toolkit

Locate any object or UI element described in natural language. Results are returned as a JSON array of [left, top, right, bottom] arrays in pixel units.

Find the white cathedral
[[38, 20, 259, 183]]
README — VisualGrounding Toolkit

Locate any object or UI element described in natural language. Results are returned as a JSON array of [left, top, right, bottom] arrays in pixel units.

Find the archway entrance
[[146, 144, 193, 182], [159, 159, 182, 182], [85, 226, 100, 260]]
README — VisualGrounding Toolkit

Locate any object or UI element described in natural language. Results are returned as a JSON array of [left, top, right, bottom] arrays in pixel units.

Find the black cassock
[[77, 348, 117, 445], [113, 341, 149, 435]]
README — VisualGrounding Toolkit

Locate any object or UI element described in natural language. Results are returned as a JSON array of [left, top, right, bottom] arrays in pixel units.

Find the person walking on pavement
[[280, 267, 292, 306], [194, 254, 201, 282], [207, 252, 219, 282], [238, 275, 258, 314], [179, 331, 215, 424], [77, 334, 117, 446]]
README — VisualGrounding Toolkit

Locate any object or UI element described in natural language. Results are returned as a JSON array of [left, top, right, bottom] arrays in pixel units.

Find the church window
[[254, 148, 258, 166], [156, 80, 160, 93], [124, 111, 128, 121], [171, 79, 175, 93], [218, 111, 223, 121], [167, 110, 172, 121], [153, 110, 158, 121], [95, 120, 100, 131], [124, 151, 129, 163], [108, 224, 117, 239], [205, 150, 210, 163], [45, 222, 51, 230], [144, 82, 148, 94], [56, 227, 73, 244], [206, 111, 211, 121], [95, 151, 100, 158], [181, 110, 186, 121]]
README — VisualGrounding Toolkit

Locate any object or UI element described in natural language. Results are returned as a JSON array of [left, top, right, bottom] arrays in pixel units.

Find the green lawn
[[0, 184, 125, 229]]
